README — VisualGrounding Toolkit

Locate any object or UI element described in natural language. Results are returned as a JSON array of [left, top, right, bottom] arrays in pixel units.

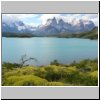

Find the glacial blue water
[[2, 37, 98, 66]]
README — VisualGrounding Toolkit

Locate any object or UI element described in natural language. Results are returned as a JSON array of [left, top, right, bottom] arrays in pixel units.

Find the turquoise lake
[[2, 37, 98, 66]]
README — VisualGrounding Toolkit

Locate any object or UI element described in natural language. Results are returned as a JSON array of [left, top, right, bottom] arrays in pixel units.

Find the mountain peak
[[52, 17, 56, 21], [59, 19, 65, 24], [45, 17, 57, 26]]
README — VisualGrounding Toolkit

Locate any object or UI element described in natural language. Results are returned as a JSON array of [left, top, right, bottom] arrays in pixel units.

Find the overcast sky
[[2, 14, 98, 27]]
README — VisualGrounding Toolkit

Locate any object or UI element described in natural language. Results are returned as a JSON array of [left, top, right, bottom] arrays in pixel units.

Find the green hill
[[58, 27, 98, 39], [2, 32, 34, 38], [76, 27, 98, 39]]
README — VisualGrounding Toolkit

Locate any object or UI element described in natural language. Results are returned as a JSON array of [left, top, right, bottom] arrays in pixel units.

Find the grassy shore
[[2, 59, 98, 86]]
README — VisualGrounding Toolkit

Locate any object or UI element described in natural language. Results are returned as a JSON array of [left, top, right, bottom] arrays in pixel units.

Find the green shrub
[[43, 65, 63, 81], [3, 75, 48, 86], [50, 60, 60, 66], [34, 67, 47, 78], [2, 62, 20, 69], [18, 66, 37, 75], [3, 76, 23, 86], [89, 71, 98, 78]]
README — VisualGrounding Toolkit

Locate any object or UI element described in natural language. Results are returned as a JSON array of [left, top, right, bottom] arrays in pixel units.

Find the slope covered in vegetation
[[58, 27, 98, 39], [2, 59, 98, 86], [75, 27, 98, 39]]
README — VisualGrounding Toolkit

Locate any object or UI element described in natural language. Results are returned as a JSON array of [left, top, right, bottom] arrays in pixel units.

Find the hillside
[[58, 27, 98, 39], [2, 32, 34, 37], [75, 27, 98, 39]]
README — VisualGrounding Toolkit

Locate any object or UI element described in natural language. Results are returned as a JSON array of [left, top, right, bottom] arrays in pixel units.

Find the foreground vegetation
[[2, 59, 98, 86]]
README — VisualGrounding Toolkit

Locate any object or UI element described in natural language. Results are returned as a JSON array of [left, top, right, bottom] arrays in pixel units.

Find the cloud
[[81, 14, 98, 26], [2, 14, 38, 25], [2, 14, 18, 23], [61, 14, 98, 26], [2, 14, 38, 21], [2, 14, 98, 27], [63, 14, 98, 26], [40, 14, 98, 26], [81, 14, 97, 19], [40, 14, 61, 25], [25, 22, 39, 27], [58, 14, 81, 23]]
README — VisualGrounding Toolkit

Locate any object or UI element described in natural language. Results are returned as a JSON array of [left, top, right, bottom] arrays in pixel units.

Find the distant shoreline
[[2, 36, 98, 40], [2, 57, 98, 67], [2, 27, 98, 39]]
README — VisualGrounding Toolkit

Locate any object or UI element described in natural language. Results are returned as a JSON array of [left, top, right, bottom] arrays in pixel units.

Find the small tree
[[50, 60, 60, 66], [20, 54, 37, 67]]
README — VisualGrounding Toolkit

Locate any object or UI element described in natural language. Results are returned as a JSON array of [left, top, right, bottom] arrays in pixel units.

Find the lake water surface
[[2, 37, 98, 66]]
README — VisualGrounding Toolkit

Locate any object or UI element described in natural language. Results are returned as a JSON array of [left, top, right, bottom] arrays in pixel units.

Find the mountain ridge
[[2, 17, 98, 39], [34, 17, 95, 36]]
